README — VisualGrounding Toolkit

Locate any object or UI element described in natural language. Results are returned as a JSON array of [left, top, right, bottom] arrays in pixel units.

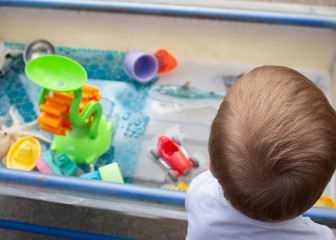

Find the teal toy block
[[98, 162, 124, 183], [54, 153, 77, 176], [41, 151, 62, 175], [80, 171, 102, 180]]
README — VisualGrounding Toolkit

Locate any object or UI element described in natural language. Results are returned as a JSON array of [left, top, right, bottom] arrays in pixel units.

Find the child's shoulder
[[186, 172, 336, 240], [186, 170, 224, 210], [188, 170, 219, 197]]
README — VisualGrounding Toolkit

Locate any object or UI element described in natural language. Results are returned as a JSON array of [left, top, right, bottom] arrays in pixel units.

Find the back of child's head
[[209, 66, 336, 222]]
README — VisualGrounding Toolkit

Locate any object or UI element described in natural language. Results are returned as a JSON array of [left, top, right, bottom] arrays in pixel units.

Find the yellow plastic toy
[[163, 181, 189, 192], [6, 136, 41, 171], [314, 196, 336, 208]]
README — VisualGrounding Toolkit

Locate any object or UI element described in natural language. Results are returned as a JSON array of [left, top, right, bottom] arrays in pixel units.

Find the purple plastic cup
[[124, 51, 158, 83]]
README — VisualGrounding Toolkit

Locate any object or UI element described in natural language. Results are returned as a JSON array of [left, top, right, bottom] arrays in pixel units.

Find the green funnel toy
[[25, 55, 113, 164], [25, 55, 87, 92]]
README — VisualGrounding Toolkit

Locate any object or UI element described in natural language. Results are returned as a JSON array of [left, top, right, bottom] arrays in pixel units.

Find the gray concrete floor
[[1, 195, 336, 240], [0, 195, 187, 240]]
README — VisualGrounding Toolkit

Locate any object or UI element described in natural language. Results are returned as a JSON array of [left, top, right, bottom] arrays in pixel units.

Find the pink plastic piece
[[36, 156, 53, 174]]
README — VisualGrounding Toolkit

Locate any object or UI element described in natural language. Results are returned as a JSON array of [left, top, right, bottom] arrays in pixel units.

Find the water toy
[[0, 131, 11, 163], [0, 105, 51, 161], [25, 55, 113, 164], [152, 81, 225, 99], [23, 39, 55, 64], [36, 151, 77, 176], [38, 151, 62, 175], [36, 155, 54, 174], [149, 81, 226, 111], [124, 51, 158, 83], [162, 181, 189, 192], [53, 153, 77, 176], [154, 49, 177, 75], [150, 135, 199, 182], [6, 136, 40, 171], [315, 196, 336, 208], [98, 162, 124, 183], [123, 49, 177, 83], [0, 47, 22, 77], [80, 171, 102, 180]]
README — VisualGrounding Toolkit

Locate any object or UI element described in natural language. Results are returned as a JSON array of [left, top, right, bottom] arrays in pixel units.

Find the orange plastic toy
[[38, 84, 101, 136], [154, 49, 177, 74]]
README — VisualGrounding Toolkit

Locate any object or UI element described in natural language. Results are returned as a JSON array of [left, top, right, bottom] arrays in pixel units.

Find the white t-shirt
[[186, 171, 335, 240]]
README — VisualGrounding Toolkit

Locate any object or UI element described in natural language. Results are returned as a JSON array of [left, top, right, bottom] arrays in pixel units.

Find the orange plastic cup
[[154, 49, 177, 74]]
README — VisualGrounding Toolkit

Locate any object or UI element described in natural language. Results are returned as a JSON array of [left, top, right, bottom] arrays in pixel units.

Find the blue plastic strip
[[0, 169, 334, 222], [304, 207, 336, 222], [0, 0, 336, 30], [0, 168, 186, 206], [0, 218, 132, 240]]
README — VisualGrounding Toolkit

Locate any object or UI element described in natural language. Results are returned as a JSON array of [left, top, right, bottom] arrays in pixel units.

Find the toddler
[[186, 66, 336, 239]]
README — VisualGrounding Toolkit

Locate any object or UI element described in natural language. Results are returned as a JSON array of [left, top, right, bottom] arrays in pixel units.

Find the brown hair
[[209, 66, 336, 222]]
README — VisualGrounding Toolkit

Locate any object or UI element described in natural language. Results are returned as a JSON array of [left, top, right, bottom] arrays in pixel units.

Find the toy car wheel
[[150, 149, 160, 160], [168, 169, 178, 182], [171, 136, 182, 146], [189, 156, 200, 168]]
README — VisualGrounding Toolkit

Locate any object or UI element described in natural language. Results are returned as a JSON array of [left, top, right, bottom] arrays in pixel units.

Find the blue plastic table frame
[[1, 0, 336, 29], [0, 219, 132, 240], [0, 0, 336, 238]]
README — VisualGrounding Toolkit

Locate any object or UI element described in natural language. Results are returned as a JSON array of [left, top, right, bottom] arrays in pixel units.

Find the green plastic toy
[[25, 55, 86, 92], [98, 162, 124, 183], [25, 55, 113, 164], [54, 153, 77, 176], [41, 151, 62, 175], [52, 116, 113, 164]]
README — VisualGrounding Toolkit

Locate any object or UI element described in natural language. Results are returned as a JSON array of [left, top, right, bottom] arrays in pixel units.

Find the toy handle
[[70, 89, 102, 139], [38, 88, 48, 105]]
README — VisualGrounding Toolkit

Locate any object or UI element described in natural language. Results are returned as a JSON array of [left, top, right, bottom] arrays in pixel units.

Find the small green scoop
[[25, 55, 87, 92]]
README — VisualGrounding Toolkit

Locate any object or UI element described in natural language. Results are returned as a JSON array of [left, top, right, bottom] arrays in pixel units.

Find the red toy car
[[151, 135, 199, 181]]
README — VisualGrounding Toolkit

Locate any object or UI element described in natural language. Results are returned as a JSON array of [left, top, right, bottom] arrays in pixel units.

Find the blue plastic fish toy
[[152, 81, 225, 99]]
